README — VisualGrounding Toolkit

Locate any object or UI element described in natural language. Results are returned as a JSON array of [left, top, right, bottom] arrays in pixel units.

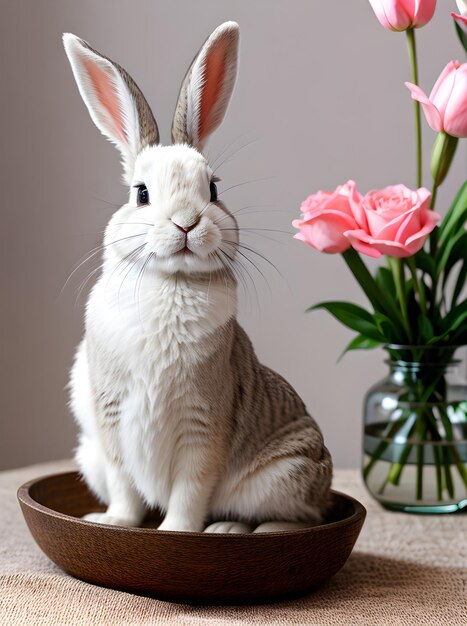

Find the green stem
[[343, 249, 406, 335], [416, 420, 427, 501], [442, 447, 455, 499], [429, 133, 458, 258], [407, 257, 426, 316], [384, 414, 418, 489], [424, 405, 467, 500], [388, 258, 412, 342], [437, 406, 467, 489], [424, 414, 446, 502], [406, 28, 422, 188], [450, 445, 467, 489], [429, 183, 439, 258], [363, 419, 410, 481], [433, 444, 443, 501], [387, 444, 413, 486], [430, 185, 438, 211]]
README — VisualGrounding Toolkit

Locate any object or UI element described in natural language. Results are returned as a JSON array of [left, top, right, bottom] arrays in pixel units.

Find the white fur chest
[[85, 265, 236, 508]]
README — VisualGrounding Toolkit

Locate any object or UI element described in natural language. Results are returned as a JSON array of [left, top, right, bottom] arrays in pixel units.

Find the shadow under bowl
[[18, 471, 366, 604]]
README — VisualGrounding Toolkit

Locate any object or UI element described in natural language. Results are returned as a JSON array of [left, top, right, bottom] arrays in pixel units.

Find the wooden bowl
[[18, 471, 366, 604]]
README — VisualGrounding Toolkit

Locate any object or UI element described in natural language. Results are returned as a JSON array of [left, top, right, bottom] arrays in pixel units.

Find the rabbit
[[64, 21, 332, 534]]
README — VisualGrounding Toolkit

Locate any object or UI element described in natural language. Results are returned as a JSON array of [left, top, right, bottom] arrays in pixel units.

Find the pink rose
[[405, 61, 467, 138], [293, 180, 363, 254], [344, 185, 440, 258], [368, 0, 436, 31]]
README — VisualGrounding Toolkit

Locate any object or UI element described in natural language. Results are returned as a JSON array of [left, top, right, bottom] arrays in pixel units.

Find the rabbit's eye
[[210, 181, 218, 203], [137, 184, 149, 206]]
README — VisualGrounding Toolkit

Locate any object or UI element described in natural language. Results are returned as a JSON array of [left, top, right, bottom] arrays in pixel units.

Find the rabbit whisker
[[218, 246, 260, 310], [135, 251, 156, 326], [224, 244, 271, 300], [60, 233, 148, 296], [116, 245, 148, 314], [222, 240, 283, 279], [214, 205, 285, 226], [107, 243, 148, 288], [216, 248, 247, 299], [214, 250, 239, 312], [134, 250, 154, 301], [74, 264, 103, 307], [217, 176, 274, 197], [208, 133, 254, 171], [91, 195, 125, 209], [198, 199, 212, 219], [211, 136, 260, 174], [111, 222, 154, 227], [219, 227, 292, 246], [220, 227, 293, 235]]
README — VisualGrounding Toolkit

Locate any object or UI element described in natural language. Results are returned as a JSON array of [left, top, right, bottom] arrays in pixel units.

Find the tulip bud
[[368, 0, 436, 31], [455, 0, 467, 17], [406, 61, 467, 139], [452, 1, 467, 52]]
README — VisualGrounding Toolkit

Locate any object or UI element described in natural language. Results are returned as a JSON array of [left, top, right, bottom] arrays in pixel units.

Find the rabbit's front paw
[[253, 521, 316, 533], [81, 512, 139, 527], [204, 521, 254, 534], [157, 516, 204, 532]]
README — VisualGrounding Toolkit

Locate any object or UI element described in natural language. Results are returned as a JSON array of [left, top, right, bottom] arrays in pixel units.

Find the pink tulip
[[344, 185, 440, 258], [452, 12, 467, 27], [406, 61, 467, 138], [293, 181, 364, 254], [452, 0, 467, 28], [368, 0, 436, 31]]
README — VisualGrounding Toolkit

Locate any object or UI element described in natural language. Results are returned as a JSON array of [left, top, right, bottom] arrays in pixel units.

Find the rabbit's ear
[[63, 34, 159, 184], [171, 22, 239, 151]]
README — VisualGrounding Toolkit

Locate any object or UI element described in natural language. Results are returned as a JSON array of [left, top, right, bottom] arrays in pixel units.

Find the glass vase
[[362, 345, 467, 513]]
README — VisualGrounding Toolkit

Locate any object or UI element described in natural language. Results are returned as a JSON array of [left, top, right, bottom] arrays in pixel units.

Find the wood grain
[[17, 472, 366, 604]]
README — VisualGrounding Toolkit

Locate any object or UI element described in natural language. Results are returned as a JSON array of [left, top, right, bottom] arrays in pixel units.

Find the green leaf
[[308, 301, 383, 340], [418, 313, 434, 343], [374, 311, 398, 342], [414, 249, 436, 277], [452, 328, 467, 345], [440, 230, 467, 288], [375, 266, 396, 295], [454, 19, 467, 54], [342, 248, 405, 329], [436, 230, 467, 279], [437, 181, 467, 249], [338, 334, 382, 361], [452, 262, 467, 306], [441, 299, 467, 333], [451, 321, 467, 344], [429, 299, 467, 343]]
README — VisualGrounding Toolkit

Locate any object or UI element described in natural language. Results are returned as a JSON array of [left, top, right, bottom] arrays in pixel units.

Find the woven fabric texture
[[0, 460, 465, 625]]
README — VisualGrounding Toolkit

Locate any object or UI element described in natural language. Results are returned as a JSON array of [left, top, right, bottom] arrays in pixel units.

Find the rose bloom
[[344, 185, 440, 258], [293, 180, 364, 254], [368, 0, 436, 31], [406, 61, 467, 138]]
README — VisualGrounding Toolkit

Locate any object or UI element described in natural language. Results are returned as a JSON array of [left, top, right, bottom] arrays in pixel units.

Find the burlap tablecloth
[[0, 460, 465, 625]]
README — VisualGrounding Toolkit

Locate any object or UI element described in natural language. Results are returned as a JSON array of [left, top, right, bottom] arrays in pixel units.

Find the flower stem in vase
[[406, 28, 422, 188], [388, 258, 412, 342], [416, 417, 427, 500]]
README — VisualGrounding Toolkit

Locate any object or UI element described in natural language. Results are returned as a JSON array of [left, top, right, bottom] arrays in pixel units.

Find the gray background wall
[[1, 1, 464, 470]]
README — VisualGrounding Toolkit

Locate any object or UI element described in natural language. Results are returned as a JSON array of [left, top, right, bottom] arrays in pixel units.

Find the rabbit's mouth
[[175, 245, 193, 256]]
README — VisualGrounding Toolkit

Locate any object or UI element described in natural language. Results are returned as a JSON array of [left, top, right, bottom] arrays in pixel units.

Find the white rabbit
[[64, 22, 332, 533]]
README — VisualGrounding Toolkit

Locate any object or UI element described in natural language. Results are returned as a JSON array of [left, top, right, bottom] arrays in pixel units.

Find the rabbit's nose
[[172, 219, 199, 233]]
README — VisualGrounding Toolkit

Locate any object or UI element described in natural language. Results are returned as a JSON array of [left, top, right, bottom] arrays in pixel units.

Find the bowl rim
[[18, 470, 366, 538]]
